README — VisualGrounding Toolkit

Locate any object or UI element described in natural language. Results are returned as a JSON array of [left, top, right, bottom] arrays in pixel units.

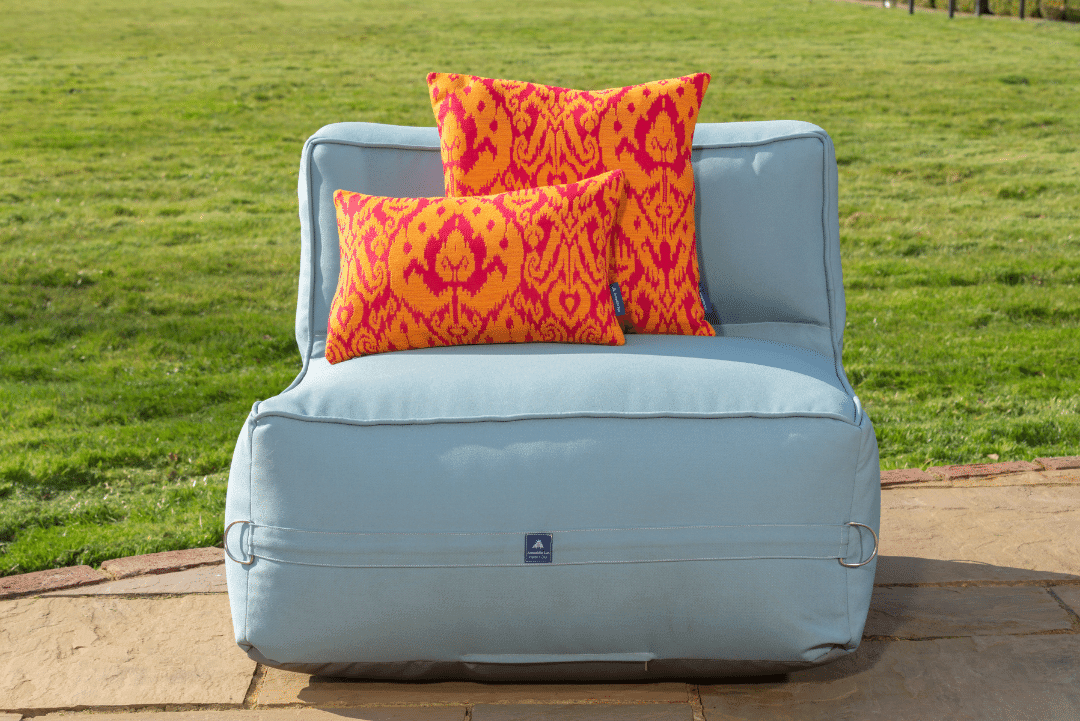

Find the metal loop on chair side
[[224, 520, 255, 565], [839, 522, 879, 568]]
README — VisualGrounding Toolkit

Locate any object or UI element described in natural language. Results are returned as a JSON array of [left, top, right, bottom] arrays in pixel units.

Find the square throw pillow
[[325, 170, 627, 362], [428, 72, 715, 337]]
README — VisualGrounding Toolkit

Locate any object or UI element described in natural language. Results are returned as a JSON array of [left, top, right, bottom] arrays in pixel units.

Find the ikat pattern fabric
[[325, 171, 627, 362], [428, 72, 715, 337]]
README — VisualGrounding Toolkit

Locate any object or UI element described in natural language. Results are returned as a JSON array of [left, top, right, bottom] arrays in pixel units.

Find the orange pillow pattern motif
[[326, 171, 627, 362], [428, 72, 715, 337]]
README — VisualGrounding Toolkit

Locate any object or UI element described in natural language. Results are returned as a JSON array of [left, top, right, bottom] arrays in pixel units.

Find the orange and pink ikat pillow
[[327, 73, 716, 360], [325, 171, 628, 362], [427, 72, 715, 337]]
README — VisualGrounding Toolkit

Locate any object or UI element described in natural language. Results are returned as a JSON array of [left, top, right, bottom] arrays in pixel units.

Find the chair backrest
[[295, 120, 845, 363]]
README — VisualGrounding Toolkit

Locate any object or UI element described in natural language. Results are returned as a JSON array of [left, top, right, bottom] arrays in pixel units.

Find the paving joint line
[[463, 701, 693, 707], [10, 703, 247, 717], [98, 558, 225, 583], [1045, 587, 1080, 631], [874, 579, 1080, 588], [242, 663, 265, 709], [882, 481, 1079, 490], [465, 700, 687, 706], [864, 627, 1080, 643], [256, 702, 473, 710], [41, 592, 228, 600], [248, 698, 706, 711], [688, 683, 706, 721]]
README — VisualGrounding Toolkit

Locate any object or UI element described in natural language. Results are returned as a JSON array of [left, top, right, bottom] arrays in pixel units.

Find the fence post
[[949, 0, 956, 16], [1019, 0, 1026, 18], [909, 0, 915, 12], [975, 0, 982, 16]]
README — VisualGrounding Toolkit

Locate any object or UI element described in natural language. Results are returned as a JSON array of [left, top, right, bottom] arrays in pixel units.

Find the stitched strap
[[230, 522, 853, 569]]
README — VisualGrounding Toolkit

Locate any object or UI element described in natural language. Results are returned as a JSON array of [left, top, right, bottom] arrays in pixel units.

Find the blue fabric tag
[[609, 282, 625, 316], [525, 533, 553, 564]]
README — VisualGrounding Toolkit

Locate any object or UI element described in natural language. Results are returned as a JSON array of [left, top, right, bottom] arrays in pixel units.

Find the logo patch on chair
[[525, 533, 553, 564]]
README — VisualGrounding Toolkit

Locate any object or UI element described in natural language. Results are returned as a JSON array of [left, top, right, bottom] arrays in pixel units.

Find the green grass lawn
[[1, 0, 1078, 576]]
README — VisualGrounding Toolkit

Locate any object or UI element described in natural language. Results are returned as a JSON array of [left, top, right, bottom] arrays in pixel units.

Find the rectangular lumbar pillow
[[326, 170, 628, 361], [428, 72, 715, 337]]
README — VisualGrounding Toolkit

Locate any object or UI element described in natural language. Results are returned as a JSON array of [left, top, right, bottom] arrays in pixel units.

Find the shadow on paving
[[876, 555, 1080, 585]]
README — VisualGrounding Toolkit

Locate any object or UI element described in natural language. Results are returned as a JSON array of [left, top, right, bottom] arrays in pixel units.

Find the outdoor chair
[[223, 119, 881, 680]]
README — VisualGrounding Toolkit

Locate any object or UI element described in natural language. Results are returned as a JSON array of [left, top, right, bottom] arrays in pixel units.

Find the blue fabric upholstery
[[225, 120, 881, 680], [261, 335, 856, 425]]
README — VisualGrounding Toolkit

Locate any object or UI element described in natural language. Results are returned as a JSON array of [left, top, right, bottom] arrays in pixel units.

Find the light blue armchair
[[223, 120, 881, 680]]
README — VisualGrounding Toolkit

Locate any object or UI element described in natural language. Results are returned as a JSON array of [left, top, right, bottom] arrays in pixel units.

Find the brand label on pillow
[[698, 283, 715, 316], [525, 533, 553, 564], [699, 283, 721, 325], [609, 282, 626, 317]]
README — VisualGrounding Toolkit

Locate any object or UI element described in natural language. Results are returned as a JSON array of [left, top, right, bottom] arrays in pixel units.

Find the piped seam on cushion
[[309, 137, 441, 152], [298, 135, 321, 385], [307, 130, 832, 156], [691, 131, 830, 151], [814, 133, 850, 409], [248, 409, 862, 428], [310, 324, 835, 361]]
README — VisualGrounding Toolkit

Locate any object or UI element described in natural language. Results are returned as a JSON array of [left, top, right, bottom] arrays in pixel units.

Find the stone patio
[[2, 458, 1078, 719]]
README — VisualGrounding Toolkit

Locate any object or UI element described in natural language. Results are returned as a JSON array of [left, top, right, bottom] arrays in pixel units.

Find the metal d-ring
[[224, 520, 255, 565], [839, 522, 879, 568]]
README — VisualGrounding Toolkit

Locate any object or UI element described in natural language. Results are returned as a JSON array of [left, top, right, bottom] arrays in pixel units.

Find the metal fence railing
[[899, 0, 1030, 18]]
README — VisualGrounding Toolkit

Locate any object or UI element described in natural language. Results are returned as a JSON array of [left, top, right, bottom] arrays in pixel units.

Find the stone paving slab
[[43, 564, 227, 596], [40, 711, 463, 721], [879, 468, 1078, 491], [1, 714, 23, 721], [256, 671, 690, 707], [926, 460, 1040, 480], [879, 468, 935, 487], [865, 586, 1074, 638], [945, 469, 1080, 489], [0, 566, 107, 600], [1037, 456, 1080, 470], [99, 547, 223, 579], [1044, 468, 1080, 483], [472, 705, 693, 721], [701, 634, 1080, 721], [1054, 585, 1080, 617], [906, 471, 1052, 489], [0, 594, 254, 710], [876, 485, 1080, 583]]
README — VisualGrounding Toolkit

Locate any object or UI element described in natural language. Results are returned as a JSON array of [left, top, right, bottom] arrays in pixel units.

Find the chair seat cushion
[[261, 335, 856, 426]]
